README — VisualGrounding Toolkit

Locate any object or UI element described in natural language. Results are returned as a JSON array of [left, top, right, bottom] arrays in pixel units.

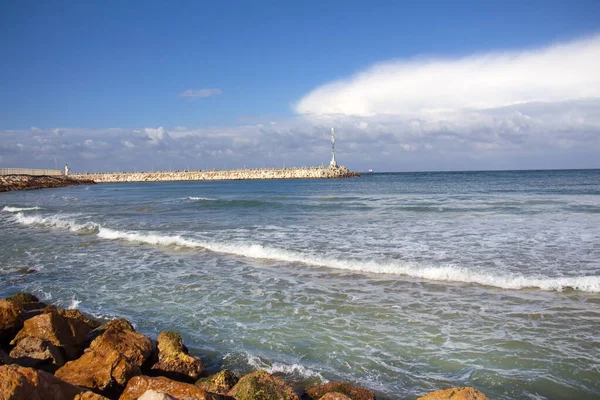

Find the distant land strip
[[71, 166, 359, 183]]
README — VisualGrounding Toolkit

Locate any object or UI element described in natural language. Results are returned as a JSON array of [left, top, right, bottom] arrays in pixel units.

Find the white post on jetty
[[329, 128, 338, 168], [64, 164, 70, 177]]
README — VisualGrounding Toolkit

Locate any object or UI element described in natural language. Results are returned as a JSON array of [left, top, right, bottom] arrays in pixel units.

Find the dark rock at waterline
[[5, 292, 40, 308], [227, 370, 300, 400], [303, 382, 376, 400], [0, 174, 96, 192], [195, 369, 239, 395], [151, 331, 205, 383]]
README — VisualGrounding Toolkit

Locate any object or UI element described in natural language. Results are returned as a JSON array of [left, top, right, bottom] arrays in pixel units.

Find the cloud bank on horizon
[[295, 35, 600, 117], [1, 35, 599, 172]]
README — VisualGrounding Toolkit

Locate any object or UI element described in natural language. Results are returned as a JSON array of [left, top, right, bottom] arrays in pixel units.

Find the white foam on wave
[[3, 206, 42, 212], [187, 196, 217, 201], [13, 212, 99, 233], [12, 212, 600, 293], [244, 353, 326, 381]]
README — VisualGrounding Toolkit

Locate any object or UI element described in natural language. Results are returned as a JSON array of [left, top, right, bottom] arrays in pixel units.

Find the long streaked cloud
[[180, 88, 223, 99], [295, 35, 600, 117]]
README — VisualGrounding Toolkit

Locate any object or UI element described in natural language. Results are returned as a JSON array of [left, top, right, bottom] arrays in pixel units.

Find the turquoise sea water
[[1, 170, 599, 399]]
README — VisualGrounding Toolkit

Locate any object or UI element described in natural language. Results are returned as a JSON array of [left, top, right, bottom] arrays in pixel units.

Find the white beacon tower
[[329, 128, 338, 168]]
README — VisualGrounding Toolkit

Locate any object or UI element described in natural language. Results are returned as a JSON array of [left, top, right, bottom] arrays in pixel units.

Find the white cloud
[[180, 88, 223, 99], [295, 35, 600, 117]]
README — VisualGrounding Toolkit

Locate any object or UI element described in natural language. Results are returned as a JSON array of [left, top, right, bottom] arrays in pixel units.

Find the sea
[[1, 169, 599, 399]]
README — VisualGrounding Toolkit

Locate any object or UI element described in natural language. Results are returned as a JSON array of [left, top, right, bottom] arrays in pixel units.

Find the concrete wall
[[72, 166, 359, 183], [0, 168, 63, 176]]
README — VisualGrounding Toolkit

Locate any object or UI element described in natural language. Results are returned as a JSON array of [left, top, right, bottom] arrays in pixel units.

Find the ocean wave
[[231, 353, 326, 382], [186, 196, 217, 201], [11, 213, 600, 293], [3, 206, 42, 212], [13, 212, 99, 233]]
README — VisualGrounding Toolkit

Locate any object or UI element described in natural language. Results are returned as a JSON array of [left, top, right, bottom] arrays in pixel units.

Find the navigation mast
[[329, 128, 338, 168]]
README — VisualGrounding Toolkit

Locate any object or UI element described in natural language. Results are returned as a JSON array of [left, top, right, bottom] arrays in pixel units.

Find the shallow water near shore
[[1, 169, 600, 399]]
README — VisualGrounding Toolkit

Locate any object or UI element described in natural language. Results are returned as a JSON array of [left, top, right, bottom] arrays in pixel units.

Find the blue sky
[[1, 1, 600, 171]]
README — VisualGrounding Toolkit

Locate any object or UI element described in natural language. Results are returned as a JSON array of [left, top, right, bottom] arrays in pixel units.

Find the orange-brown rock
[[137, 390, 177, 400], [417, 387, 488, 400], [10, 308, 91, 360], [55, 321, 153, 397], [0, 364, 83, 400], [87, 318, 135, 344], [195, 369, 238, 395], [9, 336, 65, 370], [49, 306, 101, 330], [319, 393, 352, 400], [227, 370, 299, 400], [120, 375, 219, 400], [304, 382, 375, 400], [0, 299, 24, 344], [89, 324, 154, 366], [74, 392, 111, 400], [151, 331, 205, 382], [55, 347, 141, 398]]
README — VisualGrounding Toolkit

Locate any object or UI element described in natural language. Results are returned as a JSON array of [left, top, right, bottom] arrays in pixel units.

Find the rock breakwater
[[0, 175, 95, 192], [72, 166, 359, 183], [0, 292, 489, 400]]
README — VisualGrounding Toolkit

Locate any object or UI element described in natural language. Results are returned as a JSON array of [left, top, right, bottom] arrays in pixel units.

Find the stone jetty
[[71, 166, 359, 183], [0, 292, 489, 400], [0, 175, 96, 192]]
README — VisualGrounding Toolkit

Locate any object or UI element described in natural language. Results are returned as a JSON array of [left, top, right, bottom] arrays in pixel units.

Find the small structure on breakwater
[[71, 166, 359, 183], [71, 127, 359, 183]]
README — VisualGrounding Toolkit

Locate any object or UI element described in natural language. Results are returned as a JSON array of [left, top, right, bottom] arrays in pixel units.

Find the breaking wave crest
[[236, 353, 326, 382], [11, 212, 600, 293], [3, 206, 42, 212], [187, 197, 217, 201], [13, 212, 99, 233]]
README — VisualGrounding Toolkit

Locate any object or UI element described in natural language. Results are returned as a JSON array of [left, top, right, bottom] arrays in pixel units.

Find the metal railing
[[0, 168, 63, 176]]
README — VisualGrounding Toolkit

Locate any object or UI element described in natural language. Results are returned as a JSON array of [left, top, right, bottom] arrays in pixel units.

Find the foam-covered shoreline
[[72, 166, 359, 183], [6, 208, 600, 293], [0, 174, 95, 192]]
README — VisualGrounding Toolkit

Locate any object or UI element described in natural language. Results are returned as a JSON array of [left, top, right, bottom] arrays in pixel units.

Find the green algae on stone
[[227, 370, 300, 400], [195, 369, 239, 394], [303, 382, 375, 400]]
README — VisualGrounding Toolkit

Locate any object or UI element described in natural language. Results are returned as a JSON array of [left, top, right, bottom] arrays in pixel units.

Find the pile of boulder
[[0, 293, 488, 400], [0, 175, 95, 192]]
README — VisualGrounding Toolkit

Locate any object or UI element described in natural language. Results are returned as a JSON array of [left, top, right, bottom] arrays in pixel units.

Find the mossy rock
[[196, 369, 239, 394], [303, 382, 375, 400], [227, 370, 299, 400], [6, 293, 39, 307]]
